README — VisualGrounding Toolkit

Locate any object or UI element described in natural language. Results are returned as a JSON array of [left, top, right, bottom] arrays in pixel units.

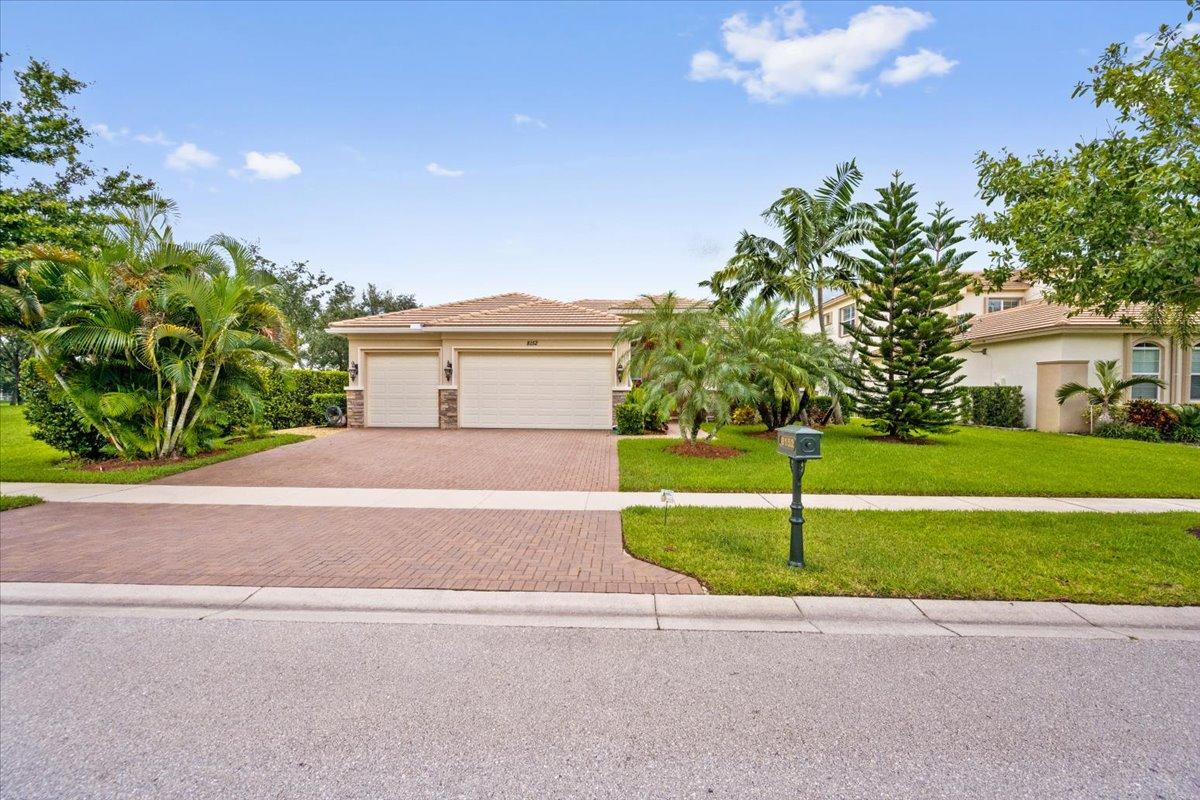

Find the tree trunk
[[816, 285, 826, 335], [830, 394, 845, 425]]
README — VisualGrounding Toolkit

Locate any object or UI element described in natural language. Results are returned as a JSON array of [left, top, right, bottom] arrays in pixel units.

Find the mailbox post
[[776, 425, 823, 568]]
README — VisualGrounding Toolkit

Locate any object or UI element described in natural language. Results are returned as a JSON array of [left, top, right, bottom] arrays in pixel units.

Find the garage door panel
[[460, 353, 612, 429], [366, 353, 439, 427]]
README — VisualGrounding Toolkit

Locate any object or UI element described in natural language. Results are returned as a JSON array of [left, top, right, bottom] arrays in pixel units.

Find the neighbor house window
[[1191, 345, 1200, 401], [1130, 342, 1162, 400], [838, 305, 856, 337], [986, 297, 1021, 313], [822, 312, 832, 328]]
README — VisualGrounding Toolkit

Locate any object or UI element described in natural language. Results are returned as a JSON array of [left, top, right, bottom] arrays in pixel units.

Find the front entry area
[[458, 351, 613, 430]]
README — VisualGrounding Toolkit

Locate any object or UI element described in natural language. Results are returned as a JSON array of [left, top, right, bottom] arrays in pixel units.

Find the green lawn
[[623, 506, 1200, 605], [0, 494, 43, 511], [618, 421, 1200, 497], [0, 404, 309, 484]]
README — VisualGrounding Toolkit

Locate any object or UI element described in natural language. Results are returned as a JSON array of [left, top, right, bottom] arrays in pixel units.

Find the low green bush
[[731, 406, 759, 426], [262, 369, 348, 429], [310, 392, 347, 426], [615, 402, 645, 435], [1169, 405, 1200, 443], [1095, 422, 1162, 442], [962, 385, 1025, 428], [19, 361, 108, 458]]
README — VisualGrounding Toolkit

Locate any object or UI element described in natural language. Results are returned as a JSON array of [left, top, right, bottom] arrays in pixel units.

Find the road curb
[[3, 582, 1198, 641]]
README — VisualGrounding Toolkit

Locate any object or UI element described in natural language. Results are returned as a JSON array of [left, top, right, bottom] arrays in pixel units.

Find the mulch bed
[[666, 442, 744, 459]]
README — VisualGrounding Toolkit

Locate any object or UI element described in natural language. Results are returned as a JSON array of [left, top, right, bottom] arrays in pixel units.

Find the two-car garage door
[[365, 351, 612, 429], [458, 352, 612, 430]]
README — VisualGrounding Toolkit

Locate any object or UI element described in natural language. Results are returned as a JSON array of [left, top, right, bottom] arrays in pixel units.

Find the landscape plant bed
[[618, 420, 1200, 497], [622, 506, 1200, 605], [1, 405, 309, 484], [665, 442, 743, 459]]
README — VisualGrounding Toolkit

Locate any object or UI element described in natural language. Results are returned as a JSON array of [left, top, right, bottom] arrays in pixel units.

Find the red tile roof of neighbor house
[[328, 293, 627, 329], [573, 295, 711, 313], [958, 300, 1151, 342]]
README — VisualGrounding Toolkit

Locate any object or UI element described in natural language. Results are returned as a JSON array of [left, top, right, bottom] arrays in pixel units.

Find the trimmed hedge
[[19, 360, 108, 458], [310, 392, 347, 426], [262, 369, 348, 429], [1095, 422, 1162, 442], [962, 385, 1025, 428]]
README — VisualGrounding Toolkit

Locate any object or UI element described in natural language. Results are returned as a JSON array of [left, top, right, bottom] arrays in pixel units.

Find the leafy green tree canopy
[[0, 57, 156, 256], [974, 4, 1200, 341]]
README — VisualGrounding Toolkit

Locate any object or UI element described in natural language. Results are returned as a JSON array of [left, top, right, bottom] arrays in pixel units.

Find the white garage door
[[459, 352, 612, 429], [366, 352, 439, 427]]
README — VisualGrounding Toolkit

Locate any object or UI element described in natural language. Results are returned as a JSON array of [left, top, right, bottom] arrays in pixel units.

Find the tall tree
[[704, 161, 871, 332], [1, 57, 157, 403], [848, 174, 971, 441], [974, 3, 1200, 341]]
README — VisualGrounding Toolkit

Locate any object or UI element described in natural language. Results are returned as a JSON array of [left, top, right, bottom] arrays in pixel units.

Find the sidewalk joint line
[[908, 599, 961, 636]]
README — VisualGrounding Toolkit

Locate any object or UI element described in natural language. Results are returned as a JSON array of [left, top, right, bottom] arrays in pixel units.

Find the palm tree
[[641, 324, 756, 445], [704, 161, 871, 333], [1055, 359, 1165, 426], [615, 291, 709, 380], [28, 201, 293, 458], [720, 298, 840, 429]]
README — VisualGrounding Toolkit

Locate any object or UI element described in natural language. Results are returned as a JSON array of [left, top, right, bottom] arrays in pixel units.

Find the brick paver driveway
[[0, 504, 702, 594], [157, 429, 618, 491]]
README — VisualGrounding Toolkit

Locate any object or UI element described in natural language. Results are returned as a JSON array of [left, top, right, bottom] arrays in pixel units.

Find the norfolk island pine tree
[[847, 173, 972, 440]]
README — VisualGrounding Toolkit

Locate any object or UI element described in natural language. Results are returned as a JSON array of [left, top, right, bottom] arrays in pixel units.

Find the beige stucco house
[[799, 274, 1200, 432], [328, 293, 670, 429]]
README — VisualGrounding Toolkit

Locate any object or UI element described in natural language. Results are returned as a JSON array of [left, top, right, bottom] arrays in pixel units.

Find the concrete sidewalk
[[4, 481, 1198, 513], [2, 582, 1197, 641]]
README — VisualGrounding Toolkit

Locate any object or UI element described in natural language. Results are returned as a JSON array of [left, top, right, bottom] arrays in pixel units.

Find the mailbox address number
[[778, 434, 795, 451]]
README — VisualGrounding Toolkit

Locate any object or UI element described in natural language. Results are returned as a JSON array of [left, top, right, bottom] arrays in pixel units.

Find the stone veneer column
[[345, 388, 364, 427], [439, 388, 459, 429], [611, 389, 629, 426]]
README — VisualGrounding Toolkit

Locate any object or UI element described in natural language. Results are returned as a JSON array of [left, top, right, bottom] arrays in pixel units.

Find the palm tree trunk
[[816, 285, 826, 335], [166, 359, 206, 455]]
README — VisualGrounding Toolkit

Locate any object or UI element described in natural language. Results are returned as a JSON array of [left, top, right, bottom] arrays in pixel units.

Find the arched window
[[1191, 344, 1199, 402], [1130, 342, 1162, 400]]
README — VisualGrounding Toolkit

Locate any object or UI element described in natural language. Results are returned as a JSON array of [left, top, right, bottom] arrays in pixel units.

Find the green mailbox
[[777, 425, 823, 568]]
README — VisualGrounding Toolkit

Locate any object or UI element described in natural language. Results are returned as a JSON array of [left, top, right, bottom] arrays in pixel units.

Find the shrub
[[962, 385, 1025, 428], [615, 401, 645, 435], [1168, 405, 1200, 443], [1124, 399, 1177, 436], [731, 405, 759, 426], [19, 361, 108, 458], [1095, 422, 1162, 442], [310, 392, 347, 426], [262, 369, 348, 429]]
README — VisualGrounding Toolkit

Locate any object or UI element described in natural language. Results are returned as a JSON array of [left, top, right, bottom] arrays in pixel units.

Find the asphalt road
[[1, 615, 1197, 799]]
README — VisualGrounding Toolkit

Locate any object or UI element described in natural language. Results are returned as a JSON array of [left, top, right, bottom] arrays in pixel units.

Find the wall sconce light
[[444, 360, 453, 382], [348, 361, 359, 382], [616, 360, 626, 382]]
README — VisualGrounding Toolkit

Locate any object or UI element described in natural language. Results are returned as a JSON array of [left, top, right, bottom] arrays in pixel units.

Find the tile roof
[[573, 295, 710, 314], [958, 300, 1149, 341], [329, 293, 624, 329]]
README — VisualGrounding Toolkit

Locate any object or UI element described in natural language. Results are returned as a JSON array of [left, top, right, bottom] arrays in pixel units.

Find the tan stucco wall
[[343, 331, 629, 394], [1035, 361, 1089, 433]]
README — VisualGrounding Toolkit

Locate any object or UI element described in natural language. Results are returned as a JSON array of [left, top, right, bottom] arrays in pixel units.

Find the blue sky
[[1, 0, 1184, 304]]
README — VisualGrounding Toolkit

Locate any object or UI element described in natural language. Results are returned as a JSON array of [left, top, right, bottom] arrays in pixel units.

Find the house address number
[[526, 340, 539, 346]]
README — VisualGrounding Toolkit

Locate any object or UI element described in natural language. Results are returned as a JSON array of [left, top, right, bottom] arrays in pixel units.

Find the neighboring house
[[798, 273, 1200, 432], [327, 292, 703, 430]]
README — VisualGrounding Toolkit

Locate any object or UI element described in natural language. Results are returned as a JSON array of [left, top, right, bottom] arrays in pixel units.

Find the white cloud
[[425, 162, 464, 178], [1131, 21, 1200, 57], [241, 151, 302, 180], [512, 113, 548, 129], [134, 130, 174, 146], [688, 2, 949, 100], [89, 123, 127, 141], [165, 142, 219, 171], [880, 48, 958, 85]]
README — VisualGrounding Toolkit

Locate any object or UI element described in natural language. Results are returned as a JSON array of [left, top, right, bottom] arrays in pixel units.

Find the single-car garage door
[[366, 352, 439, 427], [459, 352, 612, 429]]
